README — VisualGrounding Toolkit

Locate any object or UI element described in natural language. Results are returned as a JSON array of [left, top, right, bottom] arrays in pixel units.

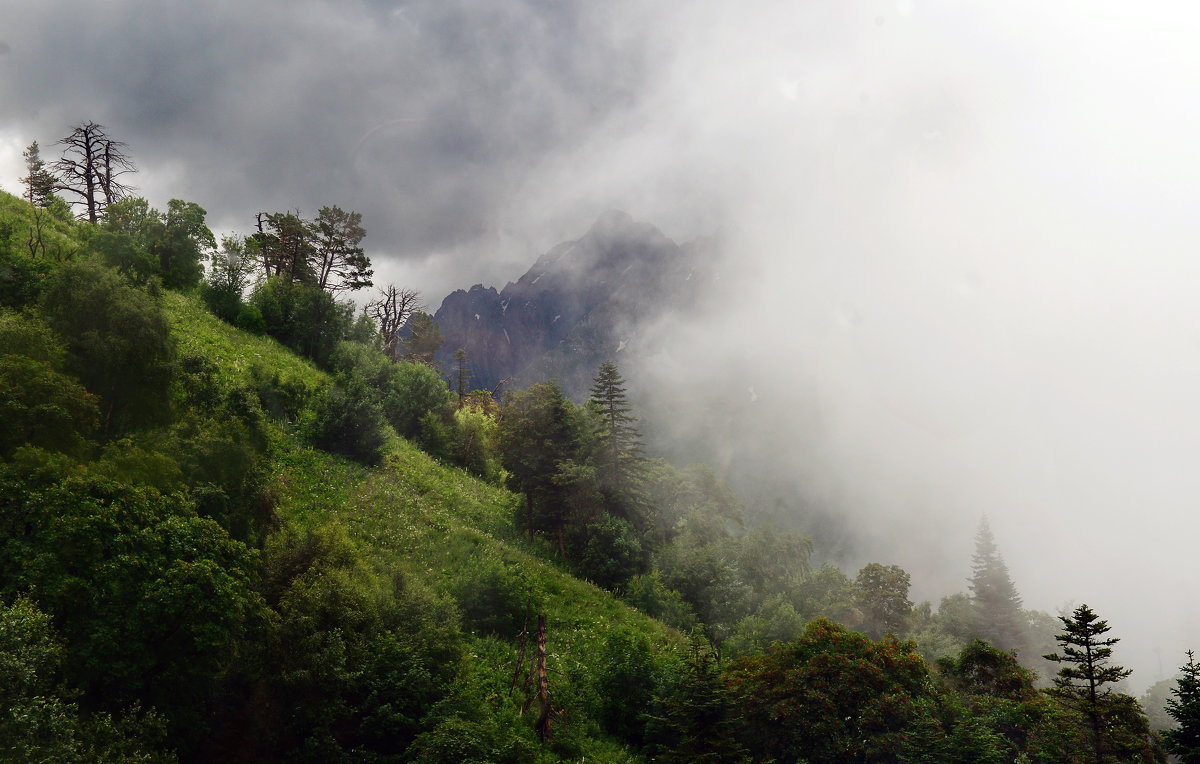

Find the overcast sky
[[4, 0, 1200, 687]]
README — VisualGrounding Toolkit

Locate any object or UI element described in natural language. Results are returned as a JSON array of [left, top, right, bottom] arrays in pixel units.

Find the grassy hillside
[[166, 289, 680, 760]]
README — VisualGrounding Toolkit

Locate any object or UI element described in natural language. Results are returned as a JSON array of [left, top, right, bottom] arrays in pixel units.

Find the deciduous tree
[[855, 562, 913, 639]]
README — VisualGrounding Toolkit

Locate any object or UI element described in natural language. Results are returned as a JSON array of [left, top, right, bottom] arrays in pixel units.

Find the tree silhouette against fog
[[968, 516, 1027, 655]]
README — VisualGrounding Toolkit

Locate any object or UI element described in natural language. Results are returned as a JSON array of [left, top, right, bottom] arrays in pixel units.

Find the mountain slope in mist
[[432, 210, 714, 398]]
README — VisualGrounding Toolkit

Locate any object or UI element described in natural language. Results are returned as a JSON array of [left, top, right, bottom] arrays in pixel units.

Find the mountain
[[432, 210, 714, 398]]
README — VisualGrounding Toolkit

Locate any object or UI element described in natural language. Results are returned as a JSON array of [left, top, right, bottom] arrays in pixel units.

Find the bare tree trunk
[[534, 614, 553, 742]]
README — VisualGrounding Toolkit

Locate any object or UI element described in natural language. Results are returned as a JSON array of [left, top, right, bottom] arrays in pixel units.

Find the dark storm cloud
[[0, 0, 649, 263]]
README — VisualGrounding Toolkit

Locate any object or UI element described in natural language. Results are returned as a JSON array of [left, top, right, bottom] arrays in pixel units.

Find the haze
[[2, 0, 1198, 686]]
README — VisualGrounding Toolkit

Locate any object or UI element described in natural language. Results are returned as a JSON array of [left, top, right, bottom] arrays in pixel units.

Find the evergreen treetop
[[1044, 603, 1135, 763], [1165, 650, 1200, 762], [968, 516, 1027, 655]]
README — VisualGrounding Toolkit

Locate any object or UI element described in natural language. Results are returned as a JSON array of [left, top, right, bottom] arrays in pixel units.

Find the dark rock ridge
[[432, 210, 714, 399]]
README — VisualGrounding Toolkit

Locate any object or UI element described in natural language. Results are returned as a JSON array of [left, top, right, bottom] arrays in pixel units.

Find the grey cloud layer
[[0, 0, 650, 270]]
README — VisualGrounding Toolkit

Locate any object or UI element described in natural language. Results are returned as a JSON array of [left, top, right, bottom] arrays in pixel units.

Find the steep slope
[[433, 211, 715, 398], [166, 291, 681, 759]]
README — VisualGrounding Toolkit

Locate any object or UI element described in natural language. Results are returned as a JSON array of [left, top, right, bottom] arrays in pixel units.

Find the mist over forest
[[2, 0, 1199, 760]]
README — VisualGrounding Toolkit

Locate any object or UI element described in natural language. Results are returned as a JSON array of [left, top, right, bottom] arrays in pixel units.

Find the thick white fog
[[3, 0, 1199, 686]]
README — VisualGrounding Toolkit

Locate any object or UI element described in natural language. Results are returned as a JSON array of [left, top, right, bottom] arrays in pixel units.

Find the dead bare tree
[[364, 284, 422, 360], [514, 613, 559, 743], [52, 121, 136, 223], [25, 207, 47, 259]]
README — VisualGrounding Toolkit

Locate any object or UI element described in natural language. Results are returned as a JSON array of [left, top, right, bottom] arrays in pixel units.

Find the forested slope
[[0, 182, 1183, 762]]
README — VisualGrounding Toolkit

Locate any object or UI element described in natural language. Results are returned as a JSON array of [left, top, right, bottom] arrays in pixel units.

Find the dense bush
[[307, 376, 390, 465], [249, 277, 353, 366], [40, 260, 176, 434]]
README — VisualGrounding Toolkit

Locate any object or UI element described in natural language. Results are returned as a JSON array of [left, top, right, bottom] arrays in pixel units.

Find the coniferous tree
[[589, 361, 646, 518], [968, 517, 1027, 655], [20, 142, 56, 207], [311, 205, 372, 293], [1043, 604, 1133, 764], [1165, 650, 1200, 762], [648, 632, 748, 763]]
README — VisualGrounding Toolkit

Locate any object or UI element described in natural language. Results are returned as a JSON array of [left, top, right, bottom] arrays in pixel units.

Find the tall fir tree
[[1043, 604, 1134, 764], [588, 361, 646, 519], [647, 632, 748, 763], [968, 517, 1027, 655], [1165, 650, 1200, 762]]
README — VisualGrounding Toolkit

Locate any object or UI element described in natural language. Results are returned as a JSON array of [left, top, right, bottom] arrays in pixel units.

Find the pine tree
[[647, 632, 748, 763], [20, 142, 57, 207], [588, 361, 645, 516], [968, 517, 1027, 655], [1043, 604, 1133, 764], [1164, 650, 1200, 762]]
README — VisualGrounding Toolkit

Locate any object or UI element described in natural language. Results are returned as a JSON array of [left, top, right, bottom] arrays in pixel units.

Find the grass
[[0, 191, 85, 260], [163, 290, 326, 392]]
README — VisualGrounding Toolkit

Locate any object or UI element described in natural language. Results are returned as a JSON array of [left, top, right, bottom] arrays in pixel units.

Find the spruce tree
[[588, 361, 645, 513], [648, 632, 748, 763], [20, 141, 57, 207], [968, 517, 1027, 654], [1165, 650, 1200, 762], [1043, 604, 1133, 764]]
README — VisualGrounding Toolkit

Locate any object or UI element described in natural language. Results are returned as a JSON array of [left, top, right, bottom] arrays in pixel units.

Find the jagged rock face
[[432, 211, 711, 398]]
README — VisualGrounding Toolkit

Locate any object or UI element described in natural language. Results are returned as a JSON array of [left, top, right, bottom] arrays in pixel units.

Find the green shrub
[[308, 377, 390, 465]]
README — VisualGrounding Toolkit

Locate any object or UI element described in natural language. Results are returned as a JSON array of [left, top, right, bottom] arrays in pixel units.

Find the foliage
[[622, 572, 698, 632], [249, 276, 355, 365], [253, 525, 464, 760], [311, 205, 372, 293], [201, 234, 257, 323], [40, 259, 175, 434], [0, 311, 99, 457], [450, 553, 541, 637], [451, 403, 503, 481], [572, 514, 644, 590], [498, 381, 590, 542], [307, 375, 390, 465], [103, 197, 216, 289], [1044, 604, 1161, 763], [1165, 650, 1200, 761], [588, 361, 646, 521], [0, 469, 263, 732], [0, 353, 99, 458], [20, 141, 57, 207], [724, 596, 807, 659], [646, 633, 747, 763], [855, 562, 914, 639], [0, 596, 80, 761], [725, 618, 932, 763]]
